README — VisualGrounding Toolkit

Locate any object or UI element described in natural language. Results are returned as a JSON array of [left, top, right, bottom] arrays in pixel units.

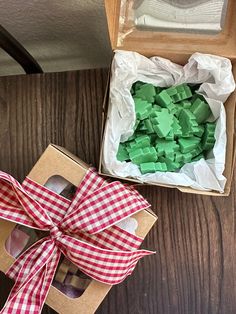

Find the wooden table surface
[[0, 69, 235, 314]]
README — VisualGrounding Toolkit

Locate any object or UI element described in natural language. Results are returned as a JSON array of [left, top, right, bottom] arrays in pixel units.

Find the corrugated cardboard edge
[[0, 144, 157, 314]]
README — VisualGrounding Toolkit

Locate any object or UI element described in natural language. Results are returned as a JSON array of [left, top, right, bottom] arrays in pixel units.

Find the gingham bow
[[0, 169, 153, 314]]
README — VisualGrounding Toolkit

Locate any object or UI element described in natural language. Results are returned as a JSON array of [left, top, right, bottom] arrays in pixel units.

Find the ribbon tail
[[58, 234, 155, 285], [1, 238, 61, 314]]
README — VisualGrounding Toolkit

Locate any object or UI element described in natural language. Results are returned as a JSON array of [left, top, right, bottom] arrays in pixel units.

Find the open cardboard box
[[0, 144, 157, 314], [99, 0, 236, 196]]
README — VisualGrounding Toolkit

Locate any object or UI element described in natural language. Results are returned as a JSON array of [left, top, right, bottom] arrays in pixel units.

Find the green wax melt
[[129, 147, 157, 165], [166, 84, 192, 103], [150, 105, 162, 117], [159, 156, 181, 171], [165, 130, 174, 140], [140, 162, 167, 174], [178, 137, 201, 153], [155, 138, 179, 160], [135, 83, 156, 103], [155, 90, 172, 107], [191, 144, 203, 158], [151, 108, 174, 138], [134, 98, 152, 120], [144, 118, 154, 133], [194, 125, 204, 137], [179, 100, 192, 109], [155, 90, 176, 112], [126, 134, 151, 152], [179, 109, 199, 136], [172, 116, 182, 137], [117, 143, 129, 162], [201, 122, 216, 150], [173, 151, 193, 163], [192, 153, 204, 161], [190, 96, 211, 123]]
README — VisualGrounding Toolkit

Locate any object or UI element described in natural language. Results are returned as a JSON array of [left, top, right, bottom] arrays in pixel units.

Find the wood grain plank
[[0, 69, 235, 314]]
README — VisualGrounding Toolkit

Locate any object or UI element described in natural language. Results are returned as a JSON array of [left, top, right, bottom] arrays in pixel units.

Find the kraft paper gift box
[[99, 0, 236, 196], [0, 144, 157, 314]]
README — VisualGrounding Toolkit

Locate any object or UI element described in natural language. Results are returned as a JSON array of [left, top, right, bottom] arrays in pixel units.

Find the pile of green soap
[[117, 82, 216, 174]]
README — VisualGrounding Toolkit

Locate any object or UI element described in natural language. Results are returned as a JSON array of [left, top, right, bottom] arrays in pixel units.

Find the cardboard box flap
[[105, 0, 236, 61]]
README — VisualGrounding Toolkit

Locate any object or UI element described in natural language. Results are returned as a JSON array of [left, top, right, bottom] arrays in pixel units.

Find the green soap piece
[[201, 122, 216, 151], [173, 151, 192, 163], [172, 93, 182, 103], [135, 83, 156, 103], [178, 109, 199, 137], [127, 131, 143, 141], [151, 108, 174, 138], [174, 151, 183, 163], [194, 125, 204, 137], [192, 153, 204, 161], [155, 162, 168, 172], [155, 90, 172, 107], [165, 130, 174, 140], [133, 81, 145, 91], [190, 96, 211, 123], [172, 116, 182, 137], [165, 86, 177, 96], [144, 118, 154, 133], [155, 89, 176, 112], [129, 147, 157, 165], [126, 134, 150, 152], [135, 134, 150, 146], [191, 144, 203, 158], [140, 161, 167, 174], [159, 156, 181, 172], [155, 138, 179, 159], [172, 105, 182, 117], [153, 104, 162, 110], [117, 143, 129, 162], [178, 84, 192, 98], [184, 84, 192, 98], [165, 84, 192, 104], [182, 152, 192, 163], [134, 98, 152, 120], [178, 137, 201, 154], [179, 100, 192, 109], [140, 162, 156, 174], [149, 106, 163, 118]]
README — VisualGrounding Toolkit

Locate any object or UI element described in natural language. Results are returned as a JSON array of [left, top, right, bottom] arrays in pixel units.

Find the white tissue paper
[[102, 51, 235, 192]]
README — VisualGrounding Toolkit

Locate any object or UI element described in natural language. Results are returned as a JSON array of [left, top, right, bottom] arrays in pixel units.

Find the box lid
[[105, 0, 236, 61]]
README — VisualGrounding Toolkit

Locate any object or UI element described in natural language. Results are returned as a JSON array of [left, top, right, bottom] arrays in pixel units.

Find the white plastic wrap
[[102, 51, 235, 192]]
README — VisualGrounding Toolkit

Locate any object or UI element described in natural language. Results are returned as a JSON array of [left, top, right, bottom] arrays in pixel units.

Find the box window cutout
[[118, 0, 228, 44], [44, 175, 77, 200], [5, 175, 92, 299]]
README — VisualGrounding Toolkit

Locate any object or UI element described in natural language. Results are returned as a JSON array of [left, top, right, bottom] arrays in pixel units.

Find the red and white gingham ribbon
[[0, 169, 153, 313]]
